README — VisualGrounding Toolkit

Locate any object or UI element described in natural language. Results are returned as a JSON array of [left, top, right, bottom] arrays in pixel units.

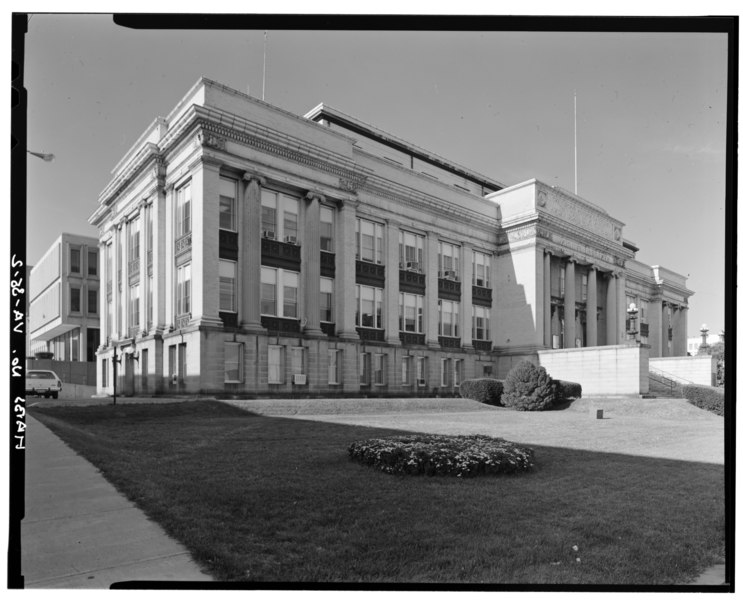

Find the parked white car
[[26, 370, 63, 399]]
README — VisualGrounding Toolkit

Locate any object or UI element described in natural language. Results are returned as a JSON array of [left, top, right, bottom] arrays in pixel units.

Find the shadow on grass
[[29, 401, 725, 588]]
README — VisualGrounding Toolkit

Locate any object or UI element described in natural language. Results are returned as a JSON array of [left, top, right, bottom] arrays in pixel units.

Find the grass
[[30, 401, 725, 585]]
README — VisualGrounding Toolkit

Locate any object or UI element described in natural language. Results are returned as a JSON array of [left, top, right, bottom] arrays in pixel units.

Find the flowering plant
[[348, 434, 535, 477]]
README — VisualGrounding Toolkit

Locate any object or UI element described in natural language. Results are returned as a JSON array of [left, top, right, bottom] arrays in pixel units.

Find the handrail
[[649, 366, 694, 386]]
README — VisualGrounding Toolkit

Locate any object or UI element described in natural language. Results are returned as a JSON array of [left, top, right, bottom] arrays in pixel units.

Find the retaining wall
[[649, 355, 717, 386]]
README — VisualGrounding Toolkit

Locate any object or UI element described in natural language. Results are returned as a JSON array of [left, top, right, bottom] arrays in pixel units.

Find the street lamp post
[[626, 302, 639, 343], [699, 323, 710, 355], [27, 150, 55, 162]]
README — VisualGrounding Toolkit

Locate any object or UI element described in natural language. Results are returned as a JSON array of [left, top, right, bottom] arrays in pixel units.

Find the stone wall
[[649, 355, 717, 387], [537, 344, 649, 396]]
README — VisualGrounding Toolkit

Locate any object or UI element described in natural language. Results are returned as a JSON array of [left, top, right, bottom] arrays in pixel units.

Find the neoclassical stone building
[[89, 78, 692, 397]]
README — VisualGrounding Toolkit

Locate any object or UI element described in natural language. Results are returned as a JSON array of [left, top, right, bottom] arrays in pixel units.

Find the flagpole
[[574, 91, 578, 196], [262, 31, 267, 101]]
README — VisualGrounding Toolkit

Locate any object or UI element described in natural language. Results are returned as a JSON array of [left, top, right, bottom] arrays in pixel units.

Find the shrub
[[682, 384, 725, 416], [348, 434, 535, 477], [501, 360, 555, 411], [459, 378, 504, 405], [554, 380, 582, 403]]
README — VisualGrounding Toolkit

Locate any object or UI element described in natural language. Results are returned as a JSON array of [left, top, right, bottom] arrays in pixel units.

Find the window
[[102, 359, 108, 388], [268, 345, 284, 384], [88, 250, 98, 276], [472, 305, 491, 341], [70, 286, 81, 313], [169, 345, 177, 382], [401, 356, 412, 385], [438, 299, 460, 337], [219, 260, 237, 312], [320, 206, 334, 252], [70, 330, 79, 361], [438, 241, 460, 279], [356, 218, 385, 264], [581, 273, 588, 302], [472, 251, 491, 287], [261, 189, 300, 243], [129, 218, 140, 262], [416, 356, 427, 385], [399, 230, 424, 271], [453, 359, 463, 388], [559, 266, 566, 297], [640, 299, 648, 323], [441, 358, 451, 387], [176, 263, 191, 316], [70, 247, 81, 274], [260, 267, 299, 318], [374, 354, 386, 385], [328, 349, 341, 384], [129, 284, 140, 327], [356, 285, 383, 329], [225, 342, 243, 383], [359, 352, 371, 385], [176, 183, 191, 237], [147, 279, 153, 328], [88, 289, 98, 315], [219, 177, 237, 231], [399, 293, 424, 333], [320, 277, 333, 322], [292, 347, 306, 376]]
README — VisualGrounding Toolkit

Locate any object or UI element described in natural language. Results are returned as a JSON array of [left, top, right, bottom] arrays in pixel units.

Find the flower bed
[[348, 434, 535, 477]]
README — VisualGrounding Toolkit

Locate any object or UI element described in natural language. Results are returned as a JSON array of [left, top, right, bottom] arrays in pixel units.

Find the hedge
[[682, 384, 725, 416], [554, 380, 582, 403], [501, 360, 555, 411], [459, 378, 504, 405]]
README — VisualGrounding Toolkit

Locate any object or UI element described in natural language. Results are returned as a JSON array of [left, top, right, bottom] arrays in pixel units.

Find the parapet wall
[[649, 355, 717, 387], [537, 344, 649, 396]]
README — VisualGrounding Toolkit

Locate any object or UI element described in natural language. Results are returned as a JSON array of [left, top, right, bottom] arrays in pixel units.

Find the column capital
[[304, 191, 325, 204], [242, 171, 266, 187], [337, 197, 359, 210]]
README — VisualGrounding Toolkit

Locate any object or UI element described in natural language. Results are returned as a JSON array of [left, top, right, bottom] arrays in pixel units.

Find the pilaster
[[543, 250, 551, 347], [302, 192, 324, 338], [564, 258, 576, 348], [586, 265, 597, 347], [616, 272, 627, 344], [425, 231, 440, 348], [606, 272, 617, 345], [461, 243, 474, 349], [336, 199, 359, 340], [385, 220, 401, 345], [241, 174, 266, 332]]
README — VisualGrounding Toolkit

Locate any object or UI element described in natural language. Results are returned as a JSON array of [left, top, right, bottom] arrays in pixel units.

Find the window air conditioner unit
[[417, 378, 426, 387], [406, 261, 420, 271], [444, 270, 457, 281], [284, 235, 297, 244], [263, 230, 275, 239], [292, 374, 307, 385]]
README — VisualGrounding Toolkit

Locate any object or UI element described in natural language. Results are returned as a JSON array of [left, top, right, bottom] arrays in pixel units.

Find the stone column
[[543, 250, 552, 347], [152, 185, 166, 335], [302, 192, 324, 338], [616, 272, 627, 344], [661, 302, 670, 357], [425, 231, 440, 348], [240, 174, 265, 332], [139, 202, 148, 335], [385, 220, 400, 345], [461, 243, 474, 349], [163, 184, 174, 328], [189, 158, 222, 328], [606, 272, 617, 345], [564, 258, 576, 348], [676, 307, 688, 356], [336, 199, 359, 340], [586, 266, 597, 347], [120, 221, 128, 337]]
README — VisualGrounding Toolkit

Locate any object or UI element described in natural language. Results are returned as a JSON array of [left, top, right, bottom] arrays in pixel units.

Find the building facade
[[89, 78, 692, 397], [29, 233, 101, 362]]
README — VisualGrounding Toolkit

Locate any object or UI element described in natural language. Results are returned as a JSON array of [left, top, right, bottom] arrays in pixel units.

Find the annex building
[[89, 78, 692, 397]]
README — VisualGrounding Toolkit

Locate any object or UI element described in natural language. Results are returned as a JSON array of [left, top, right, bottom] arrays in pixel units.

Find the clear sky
[[23, 13, 729, 336]]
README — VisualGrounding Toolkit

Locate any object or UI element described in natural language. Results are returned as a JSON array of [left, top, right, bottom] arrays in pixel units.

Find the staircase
[[648, 371, 686, 398]]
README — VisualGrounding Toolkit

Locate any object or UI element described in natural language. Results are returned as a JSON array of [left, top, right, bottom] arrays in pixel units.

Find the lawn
[[30, 401, 725, 585]]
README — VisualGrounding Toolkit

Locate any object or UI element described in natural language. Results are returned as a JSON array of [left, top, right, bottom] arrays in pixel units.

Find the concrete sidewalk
[[21, 415, 212, 588]]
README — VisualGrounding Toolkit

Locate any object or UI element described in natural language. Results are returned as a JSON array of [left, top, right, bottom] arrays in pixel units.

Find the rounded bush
[[502, 360, 555, 411], [682, 384, 724, 416], [459, 378, 504, 405], [348, 434, 535, 477], [554, 380, 582, 403]]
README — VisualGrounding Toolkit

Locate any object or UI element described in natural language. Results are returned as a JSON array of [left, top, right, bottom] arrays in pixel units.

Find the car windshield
[[27, 371, 55, 379]]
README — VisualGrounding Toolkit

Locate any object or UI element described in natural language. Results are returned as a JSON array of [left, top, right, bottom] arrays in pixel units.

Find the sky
[[21, 13, 729, 336]]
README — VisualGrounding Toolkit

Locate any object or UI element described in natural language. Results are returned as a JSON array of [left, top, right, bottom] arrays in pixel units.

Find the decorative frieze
[[438, 277, 461, 300], [399, 269, 426, 294], [438, 336, 461, 349], [175, 232, 192, 257], [261, 238, 301, 271], [175, 313, 191, 330], [261, 316, 300, 334], [472, 340, 492, 352], [400, 332, 426, 346], [197, 130, 227, 150], [356, 260, 385, 288], [472, 285, 492, 307], [357, 327, 385, 342]]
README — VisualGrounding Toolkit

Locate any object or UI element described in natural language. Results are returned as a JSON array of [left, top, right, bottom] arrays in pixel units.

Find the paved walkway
[[22, 415, 211, 588]]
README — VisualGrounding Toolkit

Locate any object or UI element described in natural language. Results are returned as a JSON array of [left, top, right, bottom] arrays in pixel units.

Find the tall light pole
[[27, 150, 55, 162]]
